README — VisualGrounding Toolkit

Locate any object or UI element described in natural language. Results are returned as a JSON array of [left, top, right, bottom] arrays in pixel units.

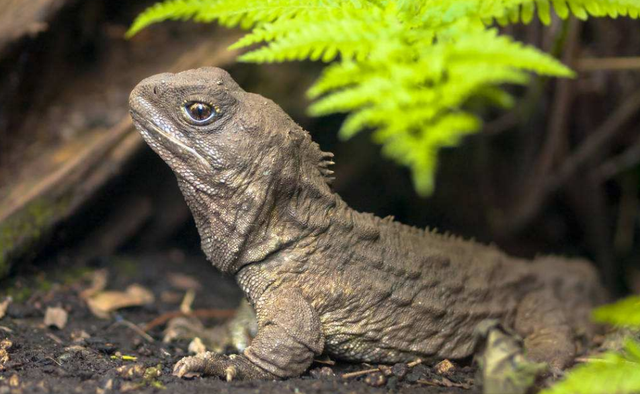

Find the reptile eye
[[184, 102, 216, 123]]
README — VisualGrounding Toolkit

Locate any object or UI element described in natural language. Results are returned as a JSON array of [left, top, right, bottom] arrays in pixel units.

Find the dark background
[[1, 0, 639, 295]]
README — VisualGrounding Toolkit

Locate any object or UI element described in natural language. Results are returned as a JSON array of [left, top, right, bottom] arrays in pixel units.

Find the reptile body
[[129, 67, 605, 380]]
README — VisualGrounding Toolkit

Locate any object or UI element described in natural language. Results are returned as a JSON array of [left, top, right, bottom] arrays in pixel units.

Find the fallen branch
[[502, 88, 640, 233], [593, 137, 640, 183], [577, 57, 640, 72]]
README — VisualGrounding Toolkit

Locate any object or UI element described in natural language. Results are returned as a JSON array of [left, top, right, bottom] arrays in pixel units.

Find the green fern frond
[[129, 0, 638, 195], [448, 28, 574, 77], [127, 0, 342, 37], [592, 296, 640, 327], [540, 339, 640, 394], [486, 0, 640, 25], [238, 7, 389, 62]]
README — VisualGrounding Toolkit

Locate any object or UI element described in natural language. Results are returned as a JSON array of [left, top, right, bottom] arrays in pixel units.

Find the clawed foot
[[173, 352, 275, 381], [173, 352, 236, 381]]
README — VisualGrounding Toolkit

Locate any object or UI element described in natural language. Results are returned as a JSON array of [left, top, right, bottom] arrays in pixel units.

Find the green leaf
[[540, 340, 640, 394], [128, 0, 640, 195], [593, 296, 640, 328]]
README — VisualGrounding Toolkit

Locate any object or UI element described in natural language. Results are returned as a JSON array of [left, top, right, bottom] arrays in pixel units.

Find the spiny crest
[[289, 126, 337, 188], [378, 214, 479, 246], [318, 150, 335, 185]]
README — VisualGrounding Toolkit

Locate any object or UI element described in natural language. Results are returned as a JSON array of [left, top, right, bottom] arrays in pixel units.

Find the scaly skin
[[129, 67, 605, 380]]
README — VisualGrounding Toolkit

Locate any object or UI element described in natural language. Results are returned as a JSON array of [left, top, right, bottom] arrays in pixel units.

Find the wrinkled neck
[[178, 150, 341, 274], [177, 167, 298, 274]]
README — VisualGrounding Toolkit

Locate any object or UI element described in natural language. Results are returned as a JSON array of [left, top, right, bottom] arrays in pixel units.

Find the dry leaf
[[188, 337, 206, 355], [167, 273, 202, 291], [160, 290, 182, 304], [180, 289, 196, 314], [80, 269, 108, 300], [0, 297, 11, 320], [0, 339, 11, 371], [87, 284, 155, 319], [44, 306, 68, 329]]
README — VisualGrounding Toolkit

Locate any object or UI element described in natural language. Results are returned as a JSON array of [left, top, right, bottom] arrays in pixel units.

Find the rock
[[364, 372, 386, 387], [434, 359, 456, 375], [392, 363, 409, 379], [309, 366, 335, 379], [378, 364, 393, 377]]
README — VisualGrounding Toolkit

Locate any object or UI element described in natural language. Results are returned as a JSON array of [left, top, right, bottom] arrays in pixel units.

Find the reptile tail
[[531, 256, 608, 339]]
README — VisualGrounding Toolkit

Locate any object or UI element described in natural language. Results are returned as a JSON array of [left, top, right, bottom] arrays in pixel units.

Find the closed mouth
[[130, 111, 211, 170]]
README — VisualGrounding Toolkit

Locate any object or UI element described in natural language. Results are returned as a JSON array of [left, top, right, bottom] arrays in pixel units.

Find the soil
[[0, 253, 478, 394]]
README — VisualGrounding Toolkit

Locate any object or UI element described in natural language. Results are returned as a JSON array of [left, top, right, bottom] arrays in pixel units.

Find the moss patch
[[0, 197, 71, 279]]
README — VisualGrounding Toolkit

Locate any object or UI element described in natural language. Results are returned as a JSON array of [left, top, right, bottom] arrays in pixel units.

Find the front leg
[[515, 290, 575, 370], [174, 288, 324, 380]]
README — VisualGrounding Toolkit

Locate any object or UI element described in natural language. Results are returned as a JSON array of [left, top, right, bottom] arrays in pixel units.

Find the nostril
[[153, 86, 158, 95]]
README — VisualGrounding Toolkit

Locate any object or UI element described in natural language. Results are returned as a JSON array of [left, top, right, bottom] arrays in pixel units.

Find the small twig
[[341, 368, 380, 379], [483, 111, 520, 135], [46, 333, 63, 345], [574, 356, 603, 363], [612, 174, 639, 255], [112, 319, 154, 342], [313, 356, 336, 366], [180, 289, 196, 314], [341, 358, 423, 379], [593, 137, 640, 183], [536, 18, 580, 179], [548, 90, 640, 192], [143, 308, 236, 332], [503, 86, 640, 232], [577, 57, 640, 72], [407, 358, 423, 368], [417, 377, 472, 389], [575, 354, 640, 368], [497, 19, 580, 233]]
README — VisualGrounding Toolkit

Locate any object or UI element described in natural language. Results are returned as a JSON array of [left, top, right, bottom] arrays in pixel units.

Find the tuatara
[[128, 67, 605, 381]]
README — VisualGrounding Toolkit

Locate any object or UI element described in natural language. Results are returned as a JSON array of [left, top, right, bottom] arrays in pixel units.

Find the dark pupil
[[188, 103, 212, 121]]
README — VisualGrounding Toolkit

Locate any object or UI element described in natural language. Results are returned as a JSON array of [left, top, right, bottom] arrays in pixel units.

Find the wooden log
[[0, 16, 241, 277], [0, 0, 71, 55]]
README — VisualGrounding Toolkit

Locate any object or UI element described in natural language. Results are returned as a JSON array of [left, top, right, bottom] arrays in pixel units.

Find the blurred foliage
[[542, 296, 640, 394], [128, 0, 639, 195], [593, 296, 640, 327]]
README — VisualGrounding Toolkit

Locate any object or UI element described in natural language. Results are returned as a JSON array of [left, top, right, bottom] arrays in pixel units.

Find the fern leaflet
[[540, 339, 640, 394], [128, 0, 638, 194]]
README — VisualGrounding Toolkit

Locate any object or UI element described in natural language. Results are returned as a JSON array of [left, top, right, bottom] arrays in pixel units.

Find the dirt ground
[[0, 253, 478, 394]]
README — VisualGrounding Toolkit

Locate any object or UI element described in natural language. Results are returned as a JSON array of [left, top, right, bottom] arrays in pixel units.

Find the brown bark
[[0, 3, 241, 277]]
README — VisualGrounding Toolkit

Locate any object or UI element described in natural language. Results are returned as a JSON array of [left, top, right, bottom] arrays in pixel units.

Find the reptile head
[[129, 67, 333, 194], [128, 67, 248, 187], [129, 67, 334, 273]]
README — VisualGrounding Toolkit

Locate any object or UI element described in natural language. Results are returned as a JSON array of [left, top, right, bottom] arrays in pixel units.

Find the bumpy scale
[[129, 67, 606, 380]]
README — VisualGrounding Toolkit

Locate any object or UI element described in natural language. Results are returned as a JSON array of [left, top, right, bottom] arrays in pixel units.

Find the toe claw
[[173, 361, 186, 378], [225, 366, 237, 382], [173, 356, 198, 378]]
